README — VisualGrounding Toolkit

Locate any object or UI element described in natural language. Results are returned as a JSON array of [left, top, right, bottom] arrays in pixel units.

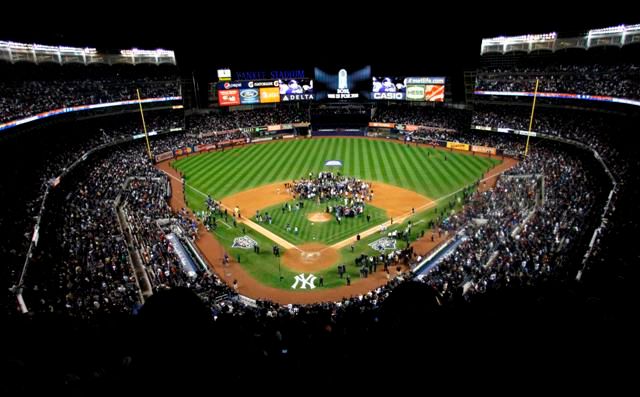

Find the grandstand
[[4, 18, 638, 392]]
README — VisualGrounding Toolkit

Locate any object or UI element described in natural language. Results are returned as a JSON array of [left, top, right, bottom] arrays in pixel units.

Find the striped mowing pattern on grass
[[252, 200, 388, 246], [173, 138, 501, 213]]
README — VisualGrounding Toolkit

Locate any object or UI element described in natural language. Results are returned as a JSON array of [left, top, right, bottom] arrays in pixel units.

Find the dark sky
[[1, 8, 632, 71], [0, 6, 634, 102]]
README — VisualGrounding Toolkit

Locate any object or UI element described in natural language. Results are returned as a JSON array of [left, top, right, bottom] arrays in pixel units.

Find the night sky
[[0, 6, 634, 101]]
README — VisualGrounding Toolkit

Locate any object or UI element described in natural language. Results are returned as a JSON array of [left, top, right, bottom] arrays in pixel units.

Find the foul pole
[[137, 89, 153, 161], [524, 78, 539, 157]]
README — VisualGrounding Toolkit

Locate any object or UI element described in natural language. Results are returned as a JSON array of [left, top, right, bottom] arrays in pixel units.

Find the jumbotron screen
[[371, 76, 406, 100], [278, 78, 314, 101], [372, 76, 445, 102], [314, 66, 371, 100]]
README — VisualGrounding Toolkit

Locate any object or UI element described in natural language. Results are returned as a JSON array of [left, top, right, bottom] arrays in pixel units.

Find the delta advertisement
[[279, 78, 314, 101]]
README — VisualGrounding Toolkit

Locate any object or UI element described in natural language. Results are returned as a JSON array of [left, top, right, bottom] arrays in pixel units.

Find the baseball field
[[165, 137, 504, 300]]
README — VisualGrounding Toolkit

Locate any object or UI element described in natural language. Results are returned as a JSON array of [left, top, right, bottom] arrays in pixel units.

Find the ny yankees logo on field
[[291, 273, 317, 289]]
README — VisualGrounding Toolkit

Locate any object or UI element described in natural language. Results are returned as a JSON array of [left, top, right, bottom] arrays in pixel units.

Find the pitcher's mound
[[307, 212, 332, 223], [282, 243, 338, 272]]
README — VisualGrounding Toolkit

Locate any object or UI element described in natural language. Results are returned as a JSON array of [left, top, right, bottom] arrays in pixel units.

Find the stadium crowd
[[372, 104, 470, 132], [0, 63, 181, 123], [4, 102, 634, 391], [475, 63, 640, 99]]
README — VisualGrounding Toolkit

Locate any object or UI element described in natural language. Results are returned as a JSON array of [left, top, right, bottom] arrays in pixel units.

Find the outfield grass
[[173, 138, 501, 213], [173, 138, 501, 291], [251, 199, 387, 245]]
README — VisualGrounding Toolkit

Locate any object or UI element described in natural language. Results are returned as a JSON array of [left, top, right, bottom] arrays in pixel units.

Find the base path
[[156, 143, 519, 305], [157, 160, 410, 304], [240, 218, 298, 250], [221, 182, 291, 219], [370, 182, 434, 218]]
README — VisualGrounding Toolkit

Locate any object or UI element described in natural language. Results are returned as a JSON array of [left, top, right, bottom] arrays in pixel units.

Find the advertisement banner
[[218, 89, 240, 106], [405, 77, 446, 85], [240, 126, 268, 134], [217, 80, 280, 90], [219, 138, 248, 147], [267, 124, 282, 131], [259, 87, 281, 103], [369, 122, 395, 128], [155, 151, 174, 162], [372, 76, 406, 100], [195, 144, 217, 152], [406, 85, 426, 101], [239, 88, 260, 104], [174, 146, 194, 156], [471, 145, 497, 155], [279, 78, 314, 101], [372, 92, 406, 100], [425, 85, 445, 102], [446, 142, 470, 151]]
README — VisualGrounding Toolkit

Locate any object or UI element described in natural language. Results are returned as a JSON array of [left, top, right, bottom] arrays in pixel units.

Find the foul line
[[162, 158, 516, 255]]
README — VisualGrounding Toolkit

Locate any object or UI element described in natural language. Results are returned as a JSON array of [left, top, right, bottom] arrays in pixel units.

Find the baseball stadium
[[4, 13, 638, 391]]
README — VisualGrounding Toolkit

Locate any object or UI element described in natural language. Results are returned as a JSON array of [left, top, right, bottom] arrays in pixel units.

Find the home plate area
[[282, 243, 339, 273]]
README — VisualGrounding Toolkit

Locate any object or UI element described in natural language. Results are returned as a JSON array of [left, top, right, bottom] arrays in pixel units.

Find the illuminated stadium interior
[[3, 11, 638, 391]]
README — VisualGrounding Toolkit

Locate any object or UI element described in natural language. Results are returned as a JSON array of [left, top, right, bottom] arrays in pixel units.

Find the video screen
[[371, 76, 406, 100], [279, 78, 314, 101], [314, 66, 371, 100]]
